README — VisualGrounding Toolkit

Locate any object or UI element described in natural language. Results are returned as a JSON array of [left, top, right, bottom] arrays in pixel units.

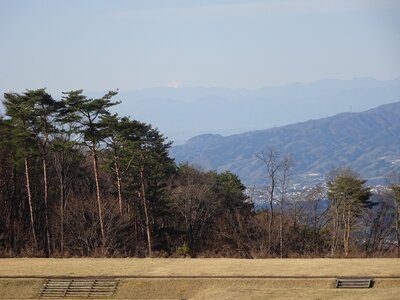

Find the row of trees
[[257, 149, 400, 257], [0, 89, 399, 257], [0, 89, 253, 257]]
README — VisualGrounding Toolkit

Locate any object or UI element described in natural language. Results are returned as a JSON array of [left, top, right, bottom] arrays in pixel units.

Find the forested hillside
[[172, 102, 400, 185], [1, 90, 399, 258]]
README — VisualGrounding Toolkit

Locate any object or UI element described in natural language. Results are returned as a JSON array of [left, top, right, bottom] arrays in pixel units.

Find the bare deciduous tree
[[257, 148, 292, 257], [169, 165, 219, 256]]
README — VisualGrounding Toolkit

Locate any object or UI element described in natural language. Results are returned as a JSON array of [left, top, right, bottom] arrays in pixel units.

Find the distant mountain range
[[2, 78, 400, 144], [171, 102, 400, 186], [107, 77, 400, 143]]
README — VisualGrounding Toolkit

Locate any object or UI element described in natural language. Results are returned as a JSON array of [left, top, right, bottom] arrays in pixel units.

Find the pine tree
[[327, 169, 372, 256], [26, 89, 59, 257], [3, 93, 39, 249], [62, 90, 119, 246]]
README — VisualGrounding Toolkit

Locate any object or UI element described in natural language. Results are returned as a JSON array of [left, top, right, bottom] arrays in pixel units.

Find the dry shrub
[[64, 196, 137, 256]]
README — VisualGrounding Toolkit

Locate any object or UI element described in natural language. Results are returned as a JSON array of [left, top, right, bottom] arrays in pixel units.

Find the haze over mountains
[[171, 102, 400, 186], [3, 78, 399, 186], [110, 77, 400, 144]]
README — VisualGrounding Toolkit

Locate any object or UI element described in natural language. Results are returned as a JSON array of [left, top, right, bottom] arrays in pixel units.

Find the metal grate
[[335, 278, 372, 288], [40, 278, 118, 298]]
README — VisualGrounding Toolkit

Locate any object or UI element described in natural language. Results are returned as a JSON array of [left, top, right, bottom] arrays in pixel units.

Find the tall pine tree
[[62, 90, 119, 246]]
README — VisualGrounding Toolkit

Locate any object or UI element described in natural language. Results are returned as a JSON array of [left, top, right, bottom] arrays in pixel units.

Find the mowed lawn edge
[[0, 258, 399, 278]]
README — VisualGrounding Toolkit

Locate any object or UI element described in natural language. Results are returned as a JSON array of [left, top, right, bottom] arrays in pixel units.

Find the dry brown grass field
[[0, 258, 399, 299]]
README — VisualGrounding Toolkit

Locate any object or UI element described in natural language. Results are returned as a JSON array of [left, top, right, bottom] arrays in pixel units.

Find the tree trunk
[[140, 166, 152, 257], [331, 205, 339, 256], [60, 166, 65, 256], [54, 151, 66, 255], [24, 157, 37, 249], [42, 156, 51, 257], [267, 179, 275, 257], [313, 202, 318, 252], [342, 208, 347, 256], [113, 153, 123, 215], [9, 167, 17, 255], [396, 206, 399, 258], [268, 202, 273, 256], [343, 203, 352, 256], [92, 149, 105, 245], [278, 160, 290, 258], [279, 202, 283, 258]]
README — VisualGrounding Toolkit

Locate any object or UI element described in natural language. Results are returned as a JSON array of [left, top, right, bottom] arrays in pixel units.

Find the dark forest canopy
[[0, 89, 399, 258]]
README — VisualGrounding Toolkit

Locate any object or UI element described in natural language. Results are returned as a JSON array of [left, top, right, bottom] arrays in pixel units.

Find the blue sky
[[1, 0, 400, 93]]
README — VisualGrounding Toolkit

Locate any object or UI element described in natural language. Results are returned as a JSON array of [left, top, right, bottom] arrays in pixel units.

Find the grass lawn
[[1, 258, 399, 277], [0, 258, 399, 299]]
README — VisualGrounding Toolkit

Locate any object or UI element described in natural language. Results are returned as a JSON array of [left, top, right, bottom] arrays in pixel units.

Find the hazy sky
[[1, 0, 400, 93]]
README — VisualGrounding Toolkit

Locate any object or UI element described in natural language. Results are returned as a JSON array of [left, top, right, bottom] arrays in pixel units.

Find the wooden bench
[[335, 278, 372, 288]]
